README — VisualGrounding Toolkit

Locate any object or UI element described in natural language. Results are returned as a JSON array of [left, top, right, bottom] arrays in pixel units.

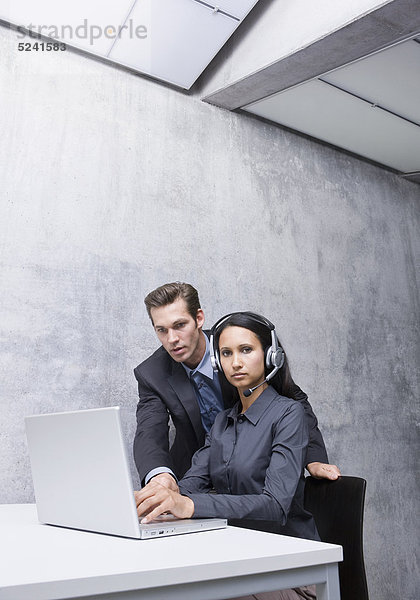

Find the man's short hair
[[144, 282, 201, 323]]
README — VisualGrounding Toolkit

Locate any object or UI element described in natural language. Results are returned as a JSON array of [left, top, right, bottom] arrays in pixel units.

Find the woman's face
[[219, 326, 266, 391]]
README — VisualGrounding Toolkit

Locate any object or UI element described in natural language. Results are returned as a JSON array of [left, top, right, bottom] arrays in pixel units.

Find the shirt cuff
[[182, 493, 218, 518], [145, 467, 178, 485]]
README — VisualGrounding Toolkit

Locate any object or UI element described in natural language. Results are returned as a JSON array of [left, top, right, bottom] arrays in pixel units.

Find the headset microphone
[[242, 359, 282, 397], [243, 380, 266, 398]]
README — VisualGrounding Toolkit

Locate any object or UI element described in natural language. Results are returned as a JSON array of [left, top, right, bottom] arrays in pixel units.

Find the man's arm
[[293, 387, 340, 480], [133, 366, 177, 487]]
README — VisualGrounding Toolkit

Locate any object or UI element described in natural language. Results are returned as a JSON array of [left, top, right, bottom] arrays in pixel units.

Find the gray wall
[[1, 25, 419, 599]]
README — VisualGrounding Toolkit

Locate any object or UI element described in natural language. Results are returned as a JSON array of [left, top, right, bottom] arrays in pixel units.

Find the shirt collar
[[181, 334, 215, 380], [227, 386, 279, 425]]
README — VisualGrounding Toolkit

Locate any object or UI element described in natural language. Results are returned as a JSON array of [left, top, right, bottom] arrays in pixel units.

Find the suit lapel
[[168, 361, 204, 446]]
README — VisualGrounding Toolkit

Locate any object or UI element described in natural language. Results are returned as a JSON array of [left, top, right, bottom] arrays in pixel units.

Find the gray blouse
[[179, 385, 319, 540]]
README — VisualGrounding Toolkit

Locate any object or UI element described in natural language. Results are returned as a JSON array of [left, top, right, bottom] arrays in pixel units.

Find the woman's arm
[[183, 402, 307, 523], [177, 431, 215, 493], [137, 401, 308, 524]]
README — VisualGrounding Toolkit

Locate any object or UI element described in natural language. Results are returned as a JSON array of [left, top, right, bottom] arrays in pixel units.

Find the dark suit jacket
[[133, 333, 328, 485]]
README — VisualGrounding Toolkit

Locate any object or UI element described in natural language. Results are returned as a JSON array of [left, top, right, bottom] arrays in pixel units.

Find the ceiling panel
[[203, 0, 260, 20], [244, 79, 420, 173], [0, 0, 131, 55], [109, 0, 238, 89], [0, 0, 261, 88], [322, 39, 420, 125]]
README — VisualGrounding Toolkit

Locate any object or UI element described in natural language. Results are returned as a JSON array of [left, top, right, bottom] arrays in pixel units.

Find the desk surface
[[0, 504, 342, 600]]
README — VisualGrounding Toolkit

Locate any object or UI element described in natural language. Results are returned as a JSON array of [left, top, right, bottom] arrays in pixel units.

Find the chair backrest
[[304, 476, 369, 600]]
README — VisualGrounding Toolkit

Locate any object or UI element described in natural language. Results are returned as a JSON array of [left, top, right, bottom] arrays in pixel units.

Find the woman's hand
[[134, 480, 194, 523]]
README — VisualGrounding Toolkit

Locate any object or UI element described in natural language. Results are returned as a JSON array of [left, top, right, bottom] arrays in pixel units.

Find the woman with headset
[[136, 312, 319, 599]]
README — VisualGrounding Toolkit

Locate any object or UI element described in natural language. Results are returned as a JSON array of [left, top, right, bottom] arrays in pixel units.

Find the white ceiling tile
[[0, 0, 133, 55], [109, 0, 238, 89], [322, 39, 420, 125], [245, 79, 420, 173]]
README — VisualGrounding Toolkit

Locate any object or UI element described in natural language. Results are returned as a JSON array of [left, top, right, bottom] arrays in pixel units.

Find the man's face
[[150, 298, 205, 368]]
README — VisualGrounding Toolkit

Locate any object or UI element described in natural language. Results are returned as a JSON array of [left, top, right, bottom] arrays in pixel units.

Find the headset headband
[[210, 311, 275, 335]]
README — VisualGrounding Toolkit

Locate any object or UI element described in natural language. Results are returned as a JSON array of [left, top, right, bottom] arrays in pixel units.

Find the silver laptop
[[25, 406, 227, 539]]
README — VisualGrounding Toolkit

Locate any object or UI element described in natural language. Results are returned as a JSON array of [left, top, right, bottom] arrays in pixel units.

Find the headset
[[209, 312, 284, 397]]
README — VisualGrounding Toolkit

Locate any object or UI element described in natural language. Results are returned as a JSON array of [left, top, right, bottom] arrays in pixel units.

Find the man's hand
[[307, 462, 341, 480], [134, 480, 194, 523], [150, 472, 179, 492]]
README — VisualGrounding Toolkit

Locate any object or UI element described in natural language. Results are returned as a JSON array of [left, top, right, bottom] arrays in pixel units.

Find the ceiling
[[243, 37, 420, 177], [1, 0, 419, 180], [0, 0, 260, 89]]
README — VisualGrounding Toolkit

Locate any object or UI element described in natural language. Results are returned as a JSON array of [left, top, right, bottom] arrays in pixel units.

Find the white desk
[[0, 505, 342, 600]]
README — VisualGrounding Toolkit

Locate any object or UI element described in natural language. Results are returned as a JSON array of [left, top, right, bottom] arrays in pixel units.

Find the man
[[133, 282, 340, 491]]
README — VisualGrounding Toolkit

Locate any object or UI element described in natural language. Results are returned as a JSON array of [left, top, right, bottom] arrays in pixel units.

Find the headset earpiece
[[264, 330, 284, 374], [210, 340, 222, 372]]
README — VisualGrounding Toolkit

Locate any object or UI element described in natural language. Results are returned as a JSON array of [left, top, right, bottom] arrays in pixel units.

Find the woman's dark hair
[[215, 312, 303, 400]]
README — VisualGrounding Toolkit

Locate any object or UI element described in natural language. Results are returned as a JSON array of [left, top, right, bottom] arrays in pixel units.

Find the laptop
[[25, 406, 227, 539]]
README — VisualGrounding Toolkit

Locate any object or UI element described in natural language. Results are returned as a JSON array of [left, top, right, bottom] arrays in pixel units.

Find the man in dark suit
[[133, 282, 340, 491]]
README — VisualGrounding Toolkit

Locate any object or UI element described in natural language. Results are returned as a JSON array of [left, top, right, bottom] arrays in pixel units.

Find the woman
[[136, 312, 318, 599]]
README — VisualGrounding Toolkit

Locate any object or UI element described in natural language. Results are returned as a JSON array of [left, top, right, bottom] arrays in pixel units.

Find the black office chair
[[304, 476, 369, 600]]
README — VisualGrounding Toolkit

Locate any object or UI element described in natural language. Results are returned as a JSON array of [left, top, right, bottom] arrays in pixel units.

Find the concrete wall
[[1, 24, 419, 599]]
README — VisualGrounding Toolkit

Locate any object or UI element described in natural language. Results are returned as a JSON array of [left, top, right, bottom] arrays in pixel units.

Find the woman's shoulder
[[267, 388, 305, 417]]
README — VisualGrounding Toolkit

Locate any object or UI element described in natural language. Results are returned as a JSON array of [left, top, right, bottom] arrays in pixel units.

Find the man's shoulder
[[134, 345, 173, 380]]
